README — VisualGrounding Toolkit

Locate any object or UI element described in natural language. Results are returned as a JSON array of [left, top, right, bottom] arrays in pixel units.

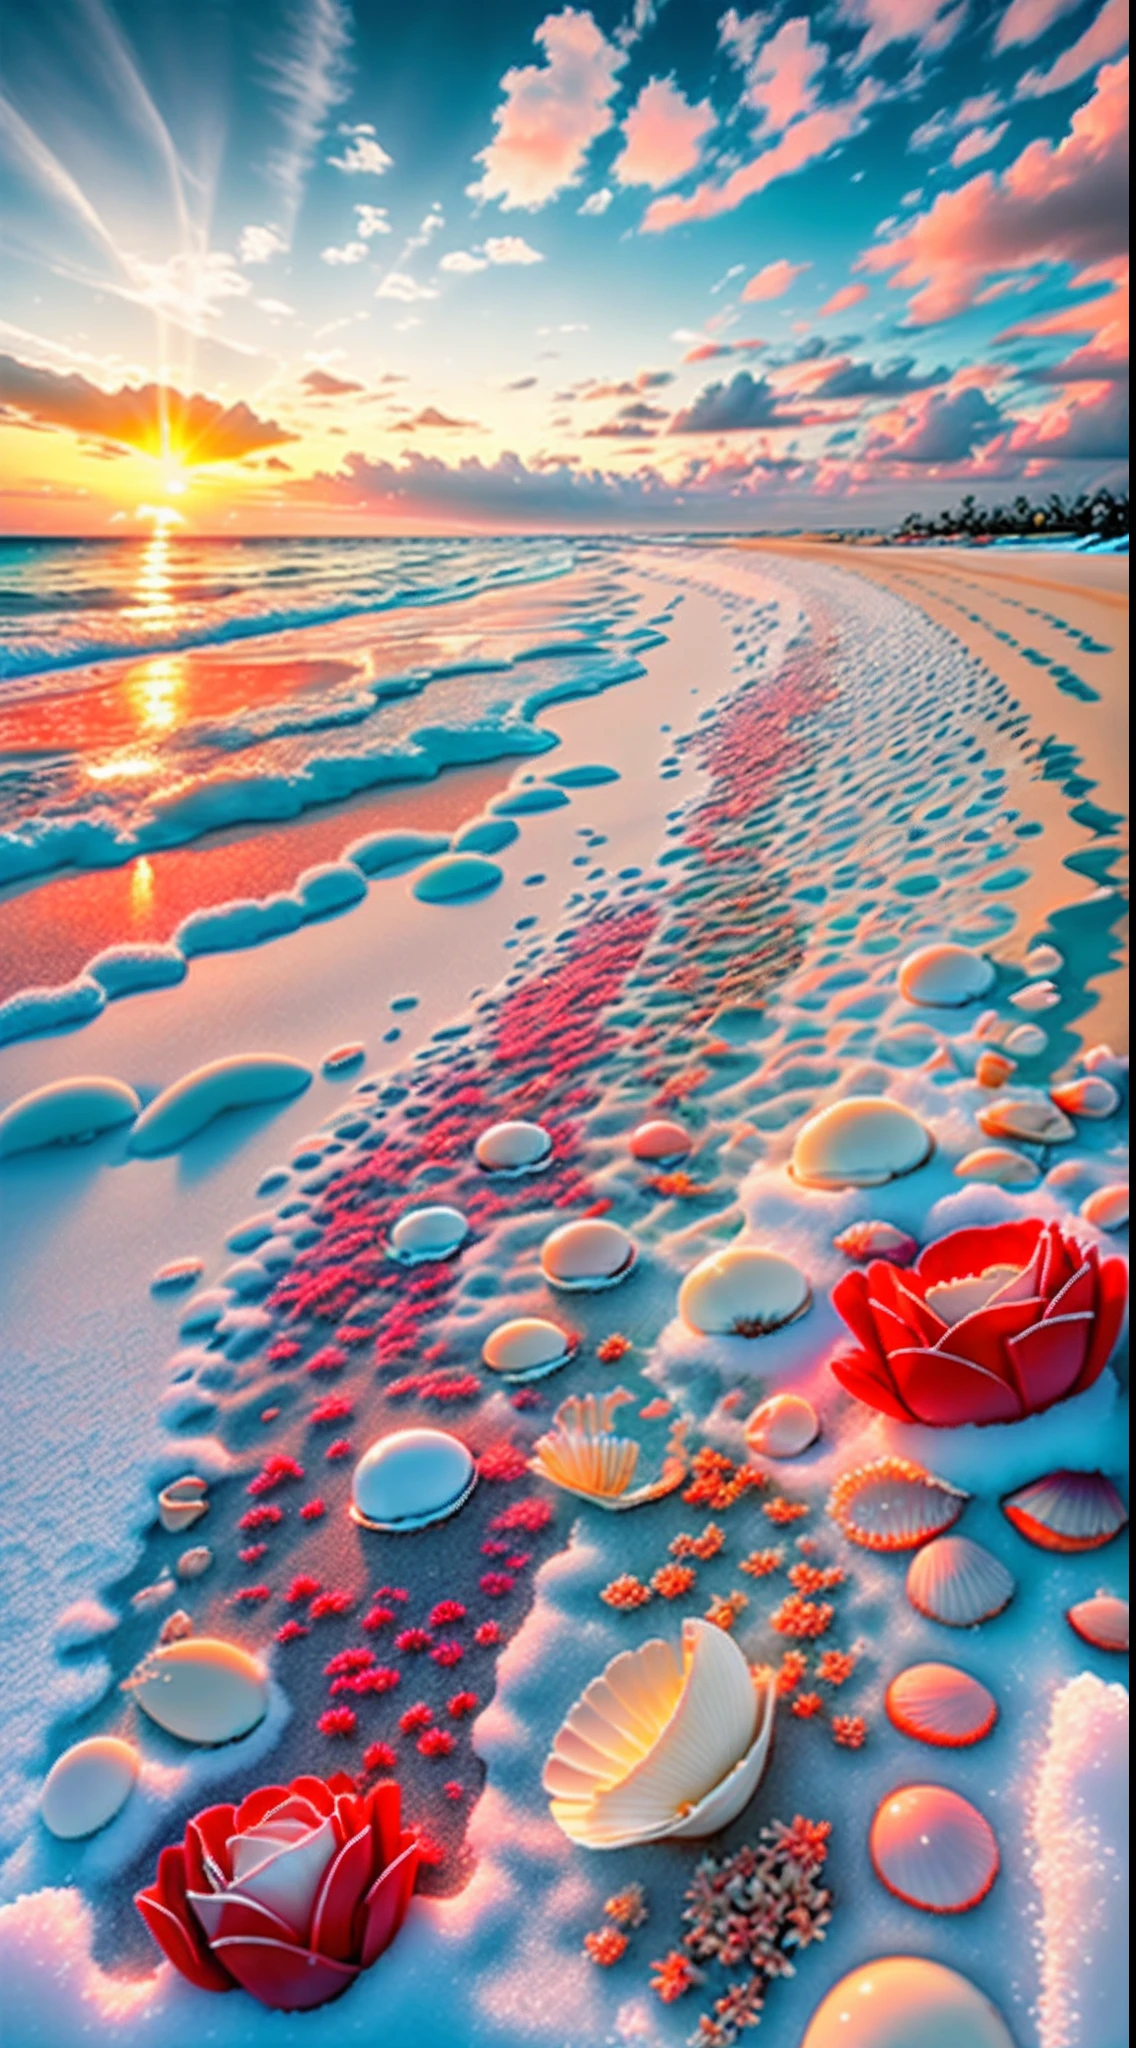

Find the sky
[[0, 0, 1128, 533]]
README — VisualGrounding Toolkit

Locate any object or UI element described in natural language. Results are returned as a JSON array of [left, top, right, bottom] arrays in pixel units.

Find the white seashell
[[885, 1663, 998, 1747], [906, 1535, 1014, 1627], [679, 1247, 810, 1338], [954, 1146, 1041, 1188], [1004, 1023, 1048, 1057], [1024, 944, 1063, 977], [482, 1316, 576, 1381], [474, 1120, 552, 1174], [540, 1218, 636, 1291], [828, 1458, 967, 1552], [630, 1119, 693, 1163], [1001, 1470, 1127, 1553], [543, 1618, 774, 1850], [531, 1388, 687, 1510], [157, 1475, 208, 1534], [151, 1257, 205, 1292], [744, 1393, 818, 1459], [40, 1737, 140, 1841], [351, 1427, 477, 1532], [870, 1784, 999, 1912], [898, 944, 995, 1008], [159, 1610, 194, 1643], [833, 1220, 917, 1265], [974, 1051, 1015, 1089], [132, 1577, 176, 1611], [791, 1097, 933, 1189], [1083, 1042, 1127, 1077], [1080, 1183, 1129, 1231], [1011, 980, 1060, 1012], [389, 1205, 468, 1265], [176, 1546, 213, 1580], [127, 1637, 269, 1744], [1067, 1594, 1128, 1652], [801, 1957, 1016, 2048], [977, 1096, 1074, 1145], [1051, 1075, 1120, 1120]]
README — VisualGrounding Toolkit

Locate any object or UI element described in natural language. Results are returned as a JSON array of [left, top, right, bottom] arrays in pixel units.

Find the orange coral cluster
[[683, 1446, 766, 1511], [769, 1595, 834, 1640], [704, 1590, 748, 1632], [739, 1546, 784, 1578], [600, 1573, 652, 1611]]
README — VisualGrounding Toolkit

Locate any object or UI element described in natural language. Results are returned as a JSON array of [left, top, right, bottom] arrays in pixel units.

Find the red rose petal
[[211, 1936, 359, 2012], [285, 1775, 340, 1820], [1077, 1255, 1129, 1389], [135, 1848, 234, 1994], [1039, 1222, 1076, 1299], [1046, 1258, 1097, 1323], [871, 1264, 948, 1344], [185, 1805, 237, 1893], [1007, 1314, 1092, 1412], [188, 1890, 297, 1946], [915, 1219, 1042, 1287], [891, 1345, 1023, 1426], [359, 1841, 420, 1968], [309, 1825, 375, 1964], [369, 1779, 404, 1871], [941, 1296, 1045, 1377], [829, 1346, 916, 1422], [831, 1270, 891, 1366], [232, 1787, 290, 1835]]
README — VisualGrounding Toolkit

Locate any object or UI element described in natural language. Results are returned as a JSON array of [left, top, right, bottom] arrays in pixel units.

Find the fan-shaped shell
[[1066, 1594, 1128, 1652], [530, 1389, 687, 1510], [679, 1247, 810, 1338], [1051, 1076, 1121, 1120], [975, 1052, 1016, 1089], [1080, 1183, 1129, 1231], [157, 1476, 208, 1534], [542, 1618, 774, 1850], [954, 1146, 1041, 1188], [1001, 1470, 1128, 1553], [833, 1220, 917, 1265], [630, 1119, 692, 1163], [791, 1098, 933, 1189], [977, 1096, 1074, 1144], [40, 1737, 140, 1840], [351, 1427, 476, 1531], [540, 1219, 636, 1291], [885, 1663, 998, 1747], [482, 1316, 576, 1381], [474, 1120, 552, 1174], [801, 1957, 1016, 2048], [828, 1458, 967, 1552], [744, 1393, 818, 1459], [128, 1638, 269, 1745], [871, 1784, 998, 1912], [389, 1205, 468, 1265], [898, 944, 995, 1008], [906, 1536, 1014, 1627]]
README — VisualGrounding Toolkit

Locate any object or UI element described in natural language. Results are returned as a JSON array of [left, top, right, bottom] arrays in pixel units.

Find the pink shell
[[906, 1536, 1015, 1627], [828, 1458, 966, 1552], [1066, 1594, 1129, 1652], [870, 1784, 999, 1913], [1001, 1470, 1128, 1553], [885, 1663, 998, 1747], [744, 1393, 819, 1459], [629, 1119, 692, 1163], [833, 1221, 917, 1266]]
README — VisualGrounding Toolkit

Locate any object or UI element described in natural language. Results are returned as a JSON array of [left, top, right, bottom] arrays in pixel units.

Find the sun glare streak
[[131, 653, 184, 732], [130, 855, 155, 917], [87, 753, 160, 781]]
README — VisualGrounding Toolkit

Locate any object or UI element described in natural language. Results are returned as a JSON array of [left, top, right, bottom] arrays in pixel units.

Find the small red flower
[[429, 1599, 467, 1626], [395, 1626, 434, 1654], [275, 1620, 309, 1645], [318, 1707, 358, 1737], [584, 1927, 629, 1966], [447, 1690, 479, 1719], [300, 1498, 327, 1521], [285, 1573, 322, 1604], [474, 1620, 503, 1648], [417, 1727, 455, 1759], [479, 1572, 515, 1599], [399, 1703, 434, 1735], [362, 1741, 397, 1773]]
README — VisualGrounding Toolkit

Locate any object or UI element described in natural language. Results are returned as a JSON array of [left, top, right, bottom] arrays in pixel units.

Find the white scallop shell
[[542, 1618, 774, 1850], [389, 1205, 468, 1264], [898, 945, 995, 1008], [744, 1393, 818, 1459], [801, 1957, 1016, 2048], [1011, 980, 1060, 1012], [977, 1096, 1074, 1145], [1066, 1594, 1128, 1652], [791, 1097, 933, 1189], [531, 1388, 687, 1510], [906, 1535, 1014, 1627], [474, 1120, 552, 1174], [540, 1219, 636, 1291], [870, 1784, 999, 1912], [482, 1316, 576, 1381], [1080, 1184, 1129, 1231], [1005, 1023, 1048, 1057], [176, 1546, 213, 1580], [1050, 1076, 1120, 1120], [828, 1459, 967, 1552], [679, 1247, 810, 1338], [885, 1663, 998, 1747], [127, 1638, 269, 1745], [833, 1220, 917, 1265], [954, 1146, 1041, 1188], [351, 1427, 477, 1531], [1001, 1470, 1128, 1552], [40, 1737, 140, 1840], [157, 1475, 208, 1534], [630, 1119, 693, 1163]]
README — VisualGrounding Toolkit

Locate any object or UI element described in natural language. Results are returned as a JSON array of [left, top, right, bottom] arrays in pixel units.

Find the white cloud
[[329, 124, 393, 174], [256, 297, 297, 315], [578, 186, 613, 214], [376, 272, 439, 301], [483, 234, 545, 264], [468, 8, 627, 210], [121, 249, 250, 331], [355, 203, 391, 237], [263, 0, 353, 228], [321, 239, 368, 263], [239, 223, 288, 265], [440, 250, 488, 273]]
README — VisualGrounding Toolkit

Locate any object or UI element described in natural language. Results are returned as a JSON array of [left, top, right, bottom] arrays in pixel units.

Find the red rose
[[135, 1772, 418, 2011], [830, 1218, 1127, 1426]]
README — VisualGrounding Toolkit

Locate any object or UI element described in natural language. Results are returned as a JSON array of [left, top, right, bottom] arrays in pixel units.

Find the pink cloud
[[1017, 0, 1130, 97], [741, 258, 812, 302], [860, 59, 1129, 320], [682, 337, 766, 362], [642, 81, 878, 231], [994, 0, 1082, 49], [821, 281, 871, 314], [839, 0, 969, 61], [1009, 380, 1128, 458], [612, 77, 715, 189], [951, 121, 1009, 166], [742, 18, 830, 132], [467, 8, 625, 211]]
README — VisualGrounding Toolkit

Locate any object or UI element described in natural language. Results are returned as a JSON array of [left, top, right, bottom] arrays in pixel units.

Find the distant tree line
[[894, 486, 1129, 543]]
